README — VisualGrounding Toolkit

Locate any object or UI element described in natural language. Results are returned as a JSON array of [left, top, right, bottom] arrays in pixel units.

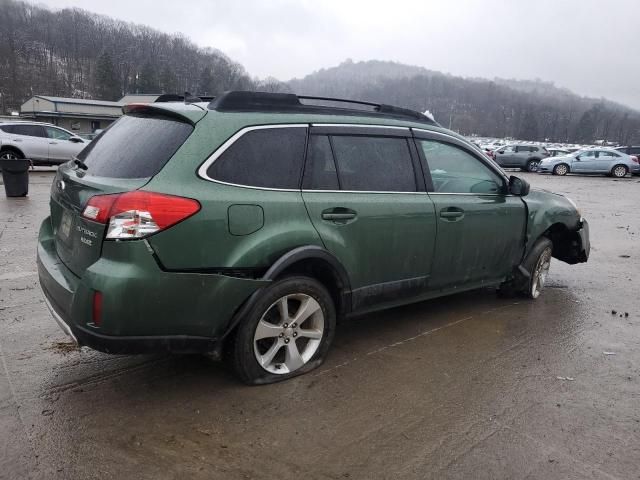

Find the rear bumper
[[37, 216, 268, 354]]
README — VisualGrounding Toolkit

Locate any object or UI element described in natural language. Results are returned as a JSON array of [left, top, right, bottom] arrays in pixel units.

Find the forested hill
[[1, 0, 638, 144], [288, 60, 640, 144], [0, 0, 256, 110]]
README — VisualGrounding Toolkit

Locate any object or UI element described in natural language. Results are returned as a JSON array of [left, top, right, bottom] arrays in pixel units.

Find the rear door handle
[[321, 208, 357, 222]]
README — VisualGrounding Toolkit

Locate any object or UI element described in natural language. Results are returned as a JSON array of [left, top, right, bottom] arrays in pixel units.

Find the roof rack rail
[[207, 91, 437, 125], [154, 93, 215, 104]]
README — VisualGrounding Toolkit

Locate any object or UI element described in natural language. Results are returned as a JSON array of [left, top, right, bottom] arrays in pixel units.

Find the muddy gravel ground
[[1, 170, 639, 480]]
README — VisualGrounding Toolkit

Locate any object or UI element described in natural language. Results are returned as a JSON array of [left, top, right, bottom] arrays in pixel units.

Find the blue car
[[537, 148, 640, 177]]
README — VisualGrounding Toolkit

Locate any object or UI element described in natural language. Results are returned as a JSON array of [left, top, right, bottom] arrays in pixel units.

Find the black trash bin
[[0, 158, 30, 197]]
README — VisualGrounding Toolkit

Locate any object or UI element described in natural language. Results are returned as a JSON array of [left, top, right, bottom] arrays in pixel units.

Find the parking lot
[[1, 170, 639, 480]]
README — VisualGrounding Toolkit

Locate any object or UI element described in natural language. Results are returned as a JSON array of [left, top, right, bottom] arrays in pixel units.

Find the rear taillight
[[82, 191, 200, 239], [632, 155, 639, 164]]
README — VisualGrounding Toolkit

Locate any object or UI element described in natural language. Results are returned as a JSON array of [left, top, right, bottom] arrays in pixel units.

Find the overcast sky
[[35, 0, 640, 109]]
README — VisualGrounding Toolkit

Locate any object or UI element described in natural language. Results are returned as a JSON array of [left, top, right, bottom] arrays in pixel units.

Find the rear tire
[[230, 276, 336, 385], [553, 163, 569, 176], [611, 164, 628, 178]]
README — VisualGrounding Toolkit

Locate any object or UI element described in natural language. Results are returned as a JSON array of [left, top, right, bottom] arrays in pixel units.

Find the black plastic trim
[[220, 246, 353, 340], [351, 275, 429, 311], [72, 324, 219, 354], [310, 125, 410, 137], [262, 245, 351, 288]]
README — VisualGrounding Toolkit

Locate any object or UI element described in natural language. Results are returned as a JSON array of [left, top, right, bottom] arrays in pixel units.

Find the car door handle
[[49, 142, 57, 145], [12, 138, 22, 142], [440, 209, 465, 221], [321, 208, 357, 222]]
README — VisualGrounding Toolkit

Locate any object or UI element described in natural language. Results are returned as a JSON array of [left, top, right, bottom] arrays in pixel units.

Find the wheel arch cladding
[[220, 245, 352, 341]]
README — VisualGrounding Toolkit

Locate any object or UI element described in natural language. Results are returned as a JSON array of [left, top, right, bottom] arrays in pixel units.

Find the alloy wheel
[[612, 166, 627, 178], [527, 160, 539, 172], [554, 164, 568, 176], [0, 151, 20, 160], [530, 247, 552, 299], [253, 293, 324, 374]]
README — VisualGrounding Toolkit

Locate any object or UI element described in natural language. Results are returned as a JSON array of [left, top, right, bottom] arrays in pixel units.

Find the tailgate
[[48, 109, 197, 277], [50, 166, 148, 277]]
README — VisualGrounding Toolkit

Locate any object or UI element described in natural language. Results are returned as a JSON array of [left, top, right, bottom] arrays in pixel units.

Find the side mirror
[[69, 137, 83, 143], [509, 176, 530, 196]]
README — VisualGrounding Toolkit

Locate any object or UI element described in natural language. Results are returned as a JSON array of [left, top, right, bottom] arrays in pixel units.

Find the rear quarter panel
[[144, 113, 323, 271]]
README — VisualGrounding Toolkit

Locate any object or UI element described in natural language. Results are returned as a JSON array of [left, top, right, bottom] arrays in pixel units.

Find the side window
[[302, 135, 339, 190], [503, 145, 516, 153], [0, 125, 15, 133], [207, 127, 307, 189], [12, 125, 45, 138], [330, 135, 416, 192], [419, 140, 504, 194], [45, 127, 72, 141]]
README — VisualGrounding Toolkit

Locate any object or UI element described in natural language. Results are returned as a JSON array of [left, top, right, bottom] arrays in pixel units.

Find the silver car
[[493, 144, 550, 172], [0, 122, 87, 166], [537, 148, 640, 177]]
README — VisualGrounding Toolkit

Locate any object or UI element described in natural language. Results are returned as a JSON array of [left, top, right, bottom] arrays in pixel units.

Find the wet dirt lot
[[1, 170, 639, 480]]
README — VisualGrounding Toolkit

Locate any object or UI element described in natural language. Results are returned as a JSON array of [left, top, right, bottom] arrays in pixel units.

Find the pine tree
[[95, 52, 119, 100], [138, 62, 158, 93]]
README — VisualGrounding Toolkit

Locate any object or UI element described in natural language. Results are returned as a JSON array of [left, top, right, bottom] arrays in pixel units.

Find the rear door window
[[12, 125, 46, 137], [78, 114, 193, 178], [329, 135, 416, 192], [207, 127, 307, 189], [302, 135, 339, 190]]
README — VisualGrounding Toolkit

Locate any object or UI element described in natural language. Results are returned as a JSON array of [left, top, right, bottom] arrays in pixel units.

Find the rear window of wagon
[[78, 114, 193, 178]]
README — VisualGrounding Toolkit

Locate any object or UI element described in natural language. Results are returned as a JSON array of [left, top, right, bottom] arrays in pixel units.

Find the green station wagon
[[37, 92, 590, 384]]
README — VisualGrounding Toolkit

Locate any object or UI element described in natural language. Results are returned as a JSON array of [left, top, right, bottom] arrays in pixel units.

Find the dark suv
[[37, 92, 589, 384]]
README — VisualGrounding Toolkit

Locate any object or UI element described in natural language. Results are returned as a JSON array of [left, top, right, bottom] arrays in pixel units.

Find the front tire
[[0, 149, 24, 160], [230, 276, 336, 385], [523, 238, 553, 299], [499, 237, 553, 299], [553, 163, 569, 176]]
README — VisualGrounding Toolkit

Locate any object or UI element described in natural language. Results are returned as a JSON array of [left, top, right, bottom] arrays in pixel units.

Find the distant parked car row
[[0, 121, 90, 166], [473, 138, 640, 177]]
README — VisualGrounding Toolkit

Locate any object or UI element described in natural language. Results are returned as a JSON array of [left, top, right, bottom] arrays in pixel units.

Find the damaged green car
[[37, 91, 589, 384]]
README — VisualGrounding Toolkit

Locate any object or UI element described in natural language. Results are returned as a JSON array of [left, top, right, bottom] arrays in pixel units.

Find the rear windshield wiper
[[73, 156, 88, 170]]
